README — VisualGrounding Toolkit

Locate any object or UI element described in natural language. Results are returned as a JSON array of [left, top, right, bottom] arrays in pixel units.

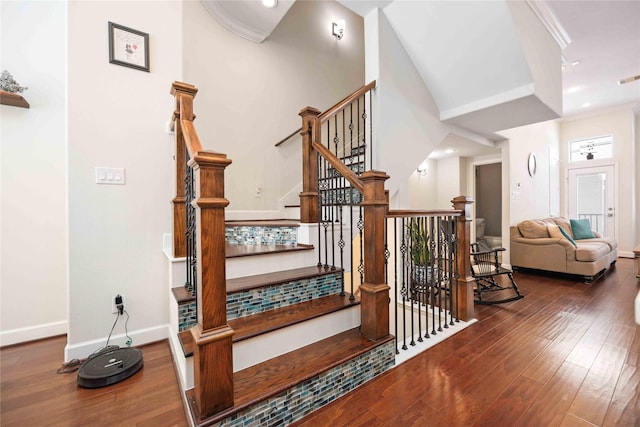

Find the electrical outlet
[[112, 294, 125, 314]]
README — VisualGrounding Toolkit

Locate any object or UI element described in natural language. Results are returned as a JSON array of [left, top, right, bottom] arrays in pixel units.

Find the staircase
[[166, 221, 395, 426], [166, 81, 475, 426]]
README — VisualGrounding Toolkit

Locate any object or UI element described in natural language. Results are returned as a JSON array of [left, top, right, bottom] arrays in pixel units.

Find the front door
[[568, 165, 615, 239]]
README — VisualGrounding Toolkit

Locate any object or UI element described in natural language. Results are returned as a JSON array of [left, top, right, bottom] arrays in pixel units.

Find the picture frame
[[108, 22, 149, 72]]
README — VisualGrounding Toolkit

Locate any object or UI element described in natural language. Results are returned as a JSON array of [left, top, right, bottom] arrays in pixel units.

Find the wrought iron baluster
[[393, 218, 399, 354], [400, 217, 408, 350], [316, 151, 322, 268], [369, 89, 373, 169]]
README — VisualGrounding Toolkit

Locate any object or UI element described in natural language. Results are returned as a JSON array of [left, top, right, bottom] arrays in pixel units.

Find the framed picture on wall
[[108, 22, 149, 72]]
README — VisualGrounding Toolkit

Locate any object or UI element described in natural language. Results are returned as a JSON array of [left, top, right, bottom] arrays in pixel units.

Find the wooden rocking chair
[[471, 243, 524, 305]]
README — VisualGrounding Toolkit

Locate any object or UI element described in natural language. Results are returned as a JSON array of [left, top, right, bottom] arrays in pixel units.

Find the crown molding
[[525, 0, 571, 50], [201, 1, 270, 44]]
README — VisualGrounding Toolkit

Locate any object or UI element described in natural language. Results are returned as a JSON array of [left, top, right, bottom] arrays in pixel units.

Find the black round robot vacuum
[[77, 347, 143, 388]]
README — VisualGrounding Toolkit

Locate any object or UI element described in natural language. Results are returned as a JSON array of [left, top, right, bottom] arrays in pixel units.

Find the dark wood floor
[[1, 259, 638, 426]]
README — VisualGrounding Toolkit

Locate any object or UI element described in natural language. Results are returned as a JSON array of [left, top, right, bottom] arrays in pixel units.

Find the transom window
[[569, 135, 613, 162]]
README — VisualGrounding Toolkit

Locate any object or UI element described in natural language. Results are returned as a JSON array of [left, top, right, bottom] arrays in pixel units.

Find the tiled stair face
[[225, 225, 298, 245], [217, 339, 395, 427], [226, 270, 343, 320]]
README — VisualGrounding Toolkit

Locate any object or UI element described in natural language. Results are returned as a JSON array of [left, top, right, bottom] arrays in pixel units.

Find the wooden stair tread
[[227, 265, 343, 294], [225, 219, 299, 227], [229, 294, 359, 342], [171, 286, 194, 304], [178, 330, 194, 357], [226, 243, 313, 258], [187, 328, 394, 426]]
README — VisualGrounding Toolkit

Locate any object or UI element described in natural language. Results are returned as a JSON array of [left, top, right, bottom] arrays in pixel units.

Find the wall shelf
[[0, 90, 29, 108]]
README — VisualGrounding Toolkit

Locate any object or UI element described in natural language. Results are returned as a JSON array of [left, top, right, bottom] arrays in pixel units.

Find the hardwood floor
[[1, 259, 638, 426], [295, 259, 639, 427], [0, 339, 188, 426]]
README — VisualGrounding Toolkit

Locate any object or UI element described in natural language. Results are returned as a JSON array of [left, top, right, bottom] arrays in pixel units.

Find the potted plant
[[407, 220, 432, 288]]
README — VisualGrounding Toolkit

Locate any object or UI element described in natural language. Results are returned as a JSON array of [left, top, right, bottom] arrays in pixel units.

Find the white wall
[[1, 1, 68, 345], [367, 9, 451, 208], [182, 0, 365, 211], [559, 107, 637, 256], [499, 119, 560, 224], [408, 159, 438, 209], [65, 1, 181, 359]]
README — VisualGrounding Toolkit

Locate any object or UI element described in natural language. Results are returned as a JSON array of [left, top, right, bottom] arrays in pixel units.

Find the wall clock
[[528, 153, 537, 177]]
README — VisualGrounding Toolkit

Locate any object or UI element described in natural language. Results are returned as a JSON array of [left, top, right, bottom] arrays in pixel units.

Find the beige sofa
[[510, 217, 617, 283]]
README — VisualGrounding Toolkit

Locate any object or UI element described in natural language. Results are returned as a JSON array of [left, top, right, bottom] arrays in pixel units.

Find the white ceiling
[[547, 1, 640, 116], [202, 0, 639, 159]]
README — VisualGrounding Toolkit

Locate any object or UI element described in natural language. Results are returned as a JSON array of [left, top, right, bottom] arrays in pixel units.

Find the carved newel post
[[360, 171, 391, 340], [452, 195, 475, 321], [171, 81, 235, 418], [298, 107, 321, 224]]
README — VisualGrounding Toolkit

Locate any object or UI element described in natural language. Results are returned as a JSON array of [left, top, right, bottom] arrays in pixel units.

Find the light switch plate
[[96, 167, 125, 185]]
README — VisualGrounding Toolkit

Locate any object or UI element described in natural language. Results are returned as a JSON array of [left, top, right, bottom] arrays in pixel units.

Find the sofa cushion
[[518, 220, 550, 239], [570, 219, 596, 240], [575, 243, 610, 262], [552, 217, 574, 237], [548, 224, 577, 247]]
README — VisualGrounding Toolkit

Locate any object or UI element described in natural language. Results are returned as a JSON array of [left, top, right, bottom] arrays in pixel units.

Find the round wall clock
[[528, 153, 537, 177]]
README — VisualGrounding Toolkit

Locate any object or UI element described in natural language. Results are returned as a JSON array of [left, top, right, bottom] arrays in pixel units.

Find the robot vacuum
[[77, 347, 143, 388]]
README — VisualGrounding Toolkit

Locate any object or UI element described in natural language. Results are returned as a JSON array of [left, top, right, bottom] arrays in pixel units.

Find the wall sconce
[[416, 161, 428, 176], [332, 19, 345, 40]]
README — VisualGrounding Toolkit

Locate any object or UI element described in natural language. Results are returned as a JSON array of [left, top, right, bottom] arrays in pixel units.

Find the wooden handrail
[[276, 80, 376, 148], [387, 209, 464, 218], [181, 120, 203, 158], [319, 80, 376, 121], [312, 141, 364, 194], [274, 127, 302, 147]]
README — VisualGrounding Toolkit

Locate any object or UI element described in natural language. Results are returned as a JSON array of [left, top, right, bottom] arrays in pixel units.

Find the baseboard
[[0, 320, 67, 347], [64, 324, 169, 361], [618, 251, 635, 259]]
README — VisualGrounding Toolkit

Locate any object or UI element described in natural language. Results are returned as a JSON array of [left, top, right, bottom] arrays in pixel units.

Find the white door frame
[[566, 163, 617, 240]]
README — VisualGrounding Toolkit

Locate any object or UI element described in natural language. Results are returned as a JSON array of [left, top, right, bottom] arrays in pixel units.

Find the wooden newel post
[[189, 151, 234, 418], [170, 82, 198, 258], [298, 107, 321, 224], [359, 171, 391, 340], [452, 195, 475, 321]]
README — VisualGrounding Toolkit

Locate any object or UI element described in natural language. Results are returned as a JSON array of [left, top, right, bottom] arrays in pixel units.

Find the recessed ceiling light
[[566, 86, 583, 94], [582, 102, 592, 108], [445, 148, 457, 154], [261, 0, 278, 8], [570, 60, 580, 66]]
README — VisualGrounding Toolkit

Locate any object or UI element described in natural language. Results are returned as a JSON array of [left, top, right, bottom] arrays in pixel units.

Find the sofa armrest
[[510, 237, 573, 272], [511, 237, 575, 250]]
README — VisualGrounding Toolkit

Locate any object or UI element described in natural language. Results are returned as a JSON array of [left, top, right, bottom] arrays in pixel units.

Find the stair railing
[[386, 197, 475, 354], [170, 82, 234, 418], [299, 82, 474, 341], [300, 81, 392, 341]]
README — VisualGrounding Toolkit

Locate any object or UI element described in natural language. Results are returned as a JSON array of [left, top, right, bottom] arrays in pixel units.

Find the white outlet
[[112, 294, 125, 314], [255, 184, 263, 198]]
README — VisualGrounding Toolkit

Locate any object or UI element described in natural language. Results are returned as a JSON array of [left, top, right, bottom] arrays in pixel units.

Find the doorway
[[568, 165, 615, 239], [475, 163, 502, 249]]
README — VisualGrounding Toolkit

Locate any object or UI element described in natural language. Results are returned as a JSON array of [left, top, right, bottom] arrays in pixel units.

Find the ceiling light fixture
[[261, 0, 278, 8], [617, 75, 640, 85], [561, 55, 580, 71], [332, 19, 345, 40], [582, 102, 592, 108]]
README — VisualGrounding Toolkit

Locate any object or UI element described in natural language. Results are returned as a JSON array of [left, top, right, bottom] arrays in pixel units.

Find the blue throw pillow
[[559, 226, 577, 247], [570, 218, 595, 240]]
